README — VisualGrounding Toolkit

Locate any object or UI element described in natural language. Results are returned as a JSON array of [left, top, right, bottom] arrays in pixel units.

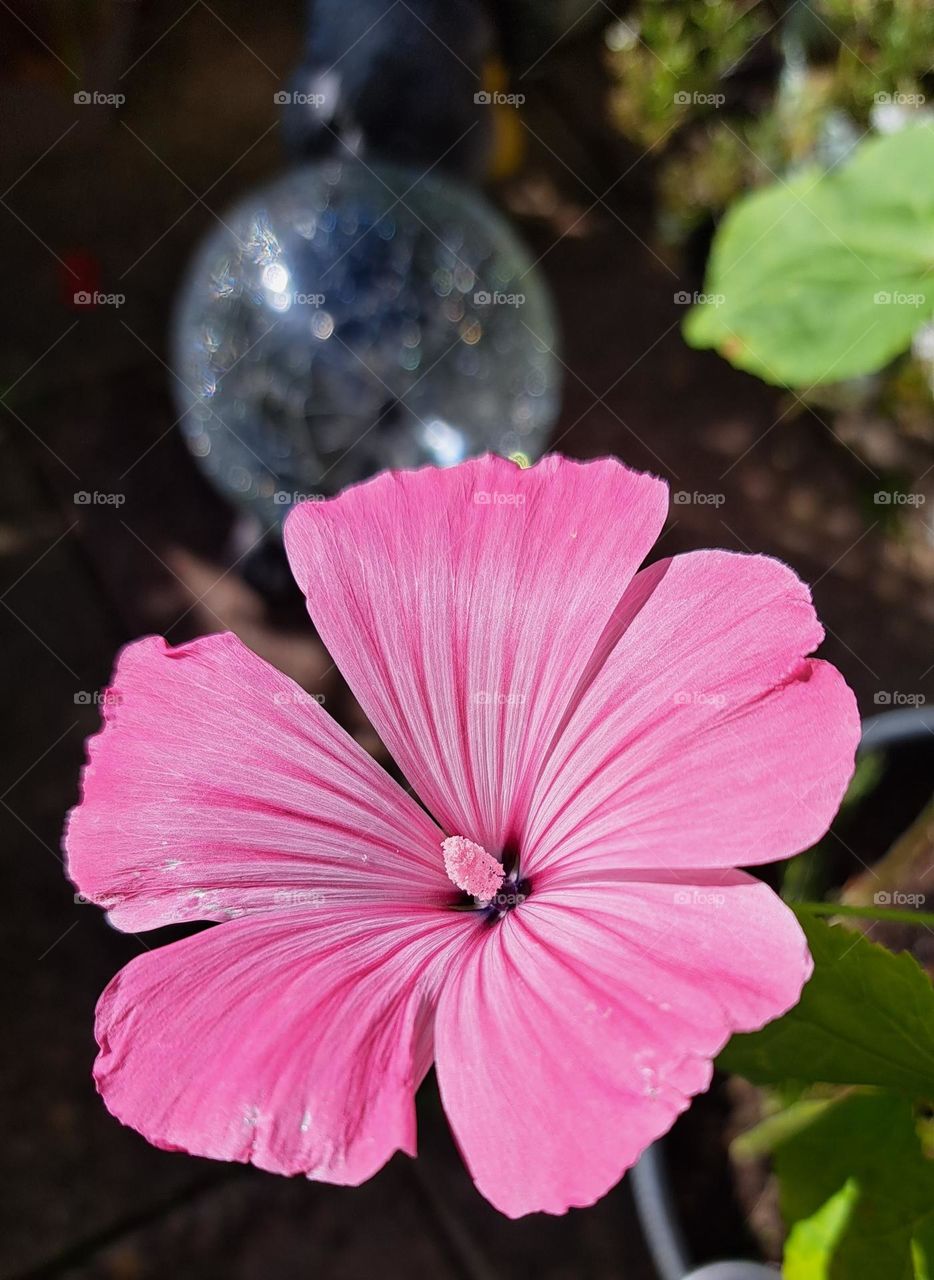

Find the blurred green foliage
[[606, 0, 934, 241]]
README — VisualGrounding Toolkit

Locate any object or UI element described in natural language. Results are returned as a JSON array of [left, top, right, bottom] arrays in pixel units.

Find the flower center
[[442, 835, 531, 917], [442, 836, 504, 900]]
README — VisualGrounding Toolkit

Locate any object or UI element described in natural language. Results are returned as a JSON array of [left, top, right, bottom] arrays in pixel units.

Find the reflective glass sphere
[[171, 158, 561, 527]]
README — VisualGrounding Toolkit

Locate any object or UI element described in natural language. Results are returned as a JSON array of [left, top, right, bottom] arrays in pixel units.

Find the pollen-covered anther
[[442, 835, 505, 900]]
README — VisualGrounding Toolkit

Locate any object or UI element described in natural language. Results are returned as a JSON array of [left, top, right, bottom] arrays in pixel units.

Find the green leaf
[[771, 1092, 934, 1279], [784, 1179, 860, 1280], [684, 125, 934, 386], [912, 1214, 934, 1280], [718, 911, 934, 1096]]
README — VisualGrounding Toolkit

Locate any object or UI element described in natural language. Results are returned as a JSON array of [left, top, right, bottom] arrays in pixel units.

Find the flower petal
[[523, 550, 859, 880], [435, 874, 809, 1217], [284, 454, 667, 849], [65, 633, 449, 931], [94, 904, 480, 1182]]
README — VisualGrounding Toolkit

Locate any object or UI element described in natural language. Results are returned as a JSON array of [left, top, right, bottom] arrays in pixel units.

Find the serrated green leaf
[[718, 911, 934, 1096], [684, 125, 934, 386]]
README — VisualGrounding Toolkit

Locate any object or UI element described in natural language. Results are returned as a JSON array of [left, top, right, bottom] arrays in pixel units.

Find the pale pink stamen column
[[442, 836, 505, 900]]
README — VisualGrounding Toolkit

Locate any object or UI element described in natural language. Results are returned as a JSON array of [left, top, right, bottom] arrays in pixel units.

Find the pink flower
[[64, 454, 858, 1217]]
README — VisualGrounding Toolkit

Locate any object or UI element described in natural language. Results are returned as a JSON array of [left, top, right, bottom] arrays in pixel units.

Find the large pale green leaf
[[684, 125, 934, 386], [718, 911, 934, 1096]]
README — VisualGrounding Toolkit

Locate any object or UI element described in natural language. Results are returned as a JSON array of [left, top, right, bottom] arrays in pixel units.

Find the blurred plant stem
[[796, 900, 934, 928]]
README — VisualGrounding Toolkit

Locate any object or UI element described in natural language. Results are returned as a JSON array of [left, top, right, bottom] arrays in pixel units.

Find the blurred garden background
[[2, 1, 933, 1277]]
